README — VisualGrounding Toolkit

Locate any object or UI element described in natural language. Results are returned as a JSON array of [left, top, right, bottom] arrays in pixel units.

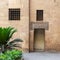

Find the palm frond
[[0, 27, 17, 45], [9, 39, 23, 44], [9, 29, 17, 39], [7, 38, 23, 49]]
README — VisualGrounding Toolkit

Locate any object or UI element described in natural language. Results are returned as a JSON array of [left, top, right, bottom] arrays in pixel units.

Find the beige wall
[[0, 0, 29, 52], [30, 0, 60, 51], [0, 0, 60, 52]]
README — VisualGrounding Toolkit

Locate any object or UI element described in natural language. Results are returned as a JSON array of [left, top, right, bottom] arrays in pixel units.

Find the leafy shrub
[[0, 49, 22, 60], [0, 53, 7, 60], [0, 27, 23, 53], [0, 27, 17, 45], [0, 27, 17, 52]]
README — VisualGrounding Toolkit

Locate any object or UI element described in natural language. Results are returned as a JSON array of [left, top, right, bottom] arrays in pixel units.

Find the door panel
[[34, 29, 45, 51]]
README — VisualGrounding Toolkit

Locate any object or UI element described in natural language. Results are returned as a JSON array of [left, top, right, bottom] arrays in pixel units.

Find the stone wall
[[30, 0, 60, 51], [0, 0, 60, 52], [0, 0, 29, 52]]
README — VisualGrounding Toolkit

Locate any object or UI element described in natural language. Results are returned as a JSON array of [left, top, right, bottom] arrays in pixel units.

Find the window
[[9, 8, 20, 20], [36, 10, 43, 21]]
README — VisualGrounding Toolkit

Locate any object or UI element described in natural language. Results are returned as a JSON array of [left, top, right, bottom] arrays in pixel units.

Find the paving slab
[[23, 52, 60, 60]]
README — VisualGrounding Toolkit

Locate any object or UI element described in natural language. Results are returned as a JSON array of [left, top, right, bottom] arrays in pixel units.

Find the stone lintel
[[30, 22, 49, 30]]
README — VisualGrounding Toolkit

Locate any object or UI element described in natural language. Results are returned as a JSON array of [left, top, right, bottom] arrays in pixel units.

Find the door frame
[[33, 28, 45, 52]]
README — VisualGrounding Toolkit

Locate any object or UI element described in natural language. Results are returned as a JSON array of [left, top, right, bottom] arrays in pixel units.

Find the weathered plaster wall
[[30, 0, 60, 51], [0, 0, 29, 52], [0, 0, 60, 52], [20, 0, 29, 52]]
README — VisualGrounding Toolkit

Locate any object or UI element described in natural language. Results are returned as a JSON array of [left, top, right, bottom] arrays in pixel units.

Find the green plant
[[0, 27, 17, 45], [7, 38, 23, 50], [5, 49, 22, 59], [0, 49, 22, 60], [0, 27, 23, 53], [0, 53, 7, 60], [0, 27, 17, 52]]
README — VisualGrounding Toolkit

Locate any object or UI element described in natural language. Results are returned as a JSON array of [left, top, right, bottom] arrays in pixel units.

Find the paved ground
[[23, 52, 60, 60]]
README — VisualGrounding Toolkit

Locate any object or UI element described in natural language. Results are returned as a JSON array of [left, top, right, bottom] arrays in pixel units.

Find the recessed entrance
[[34, 29, 45, 51]]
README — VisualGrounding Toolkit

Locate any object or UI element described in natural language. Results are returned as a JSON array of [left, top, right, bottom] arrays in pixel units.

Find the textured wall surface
[[0, 0, 60, 52], [30, 0, 60, 51], [0, 0, 29, 52]]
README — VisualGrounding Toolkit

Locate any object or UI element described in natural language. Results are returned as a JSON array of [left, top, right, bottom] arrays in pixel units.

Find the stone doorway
[[29, 22, 48, 52], [34, 29, 45, 51]]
